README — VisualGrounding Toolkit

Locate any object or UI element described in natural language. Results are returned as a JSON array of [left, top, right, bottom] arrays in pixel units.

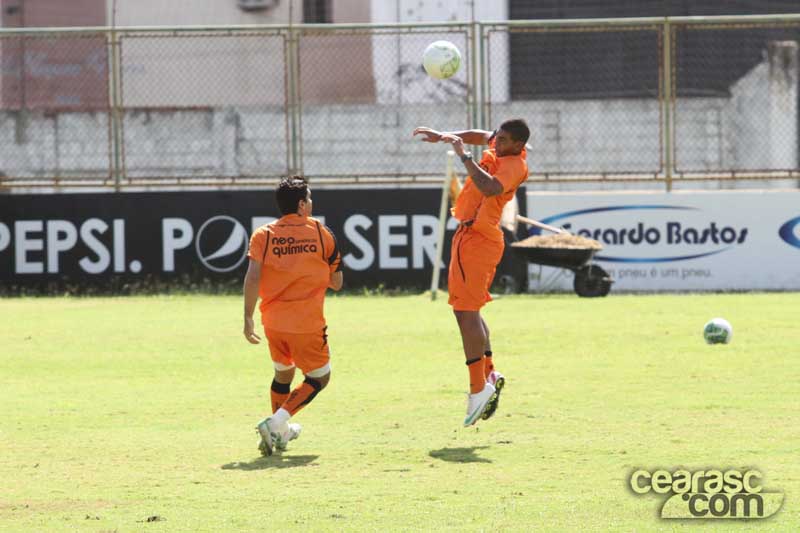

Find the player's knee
[[303, 373, 330, 391], [306, 363, 331, 389], [273, 364, 295, 384], [454, 310, 482, 332]]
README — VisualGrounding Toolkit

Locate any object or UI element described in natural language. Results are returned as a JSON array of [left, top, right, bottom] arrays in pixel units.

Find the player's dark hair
[[499, 118, 530, 144], [276, 175, 309, 215]]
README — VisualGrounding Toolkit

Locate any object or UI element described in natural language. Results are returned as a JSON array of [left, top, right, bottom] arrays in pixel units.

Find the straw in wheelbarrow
[[512, 233, 603, 250]]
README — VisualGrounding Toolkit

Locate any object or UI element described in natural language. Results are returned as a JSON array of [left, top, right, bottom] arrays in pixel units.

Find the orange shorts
[[264, 326, 330, 375], [448, 225, 504, 311]]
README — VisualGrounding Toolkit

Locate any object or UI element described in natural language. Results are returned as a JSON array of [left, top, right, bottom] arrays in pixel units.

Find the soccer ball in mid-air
[[703, 318, 733, 344], [422, 40, 461, 79]]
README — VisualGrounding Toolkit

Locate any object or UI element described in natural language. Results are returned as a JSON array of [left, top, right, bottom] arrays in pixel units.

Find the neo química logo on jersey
[[629, 468, 783, 519], [778, 216, 800, 249], [538, 205, 748, 263]]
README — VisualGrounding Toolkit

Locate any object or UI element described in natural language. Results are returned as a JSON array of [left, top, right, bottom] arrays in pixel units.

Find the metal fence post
[[478, 23, 488, 131], [287, 26, 301, 175], [108, 29, 124, 190], [469, 22, 479, 131], [662, 19, 674, 192]]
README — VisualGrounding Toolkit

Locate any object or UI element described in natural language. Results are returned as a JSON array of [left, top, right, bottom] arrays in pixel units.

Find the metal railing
[[0, 14, 798, 189]]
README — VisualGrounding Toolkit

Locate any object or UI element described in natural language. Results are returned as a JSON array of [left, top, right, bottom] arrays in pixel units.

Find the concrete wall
[[727, 41, 798, 171], [0, 111, 110, 178], [1, 87, 791, 181], [0, 3, 796, 185], [674, 40, 799, 174], [1, 42, 796, 181]]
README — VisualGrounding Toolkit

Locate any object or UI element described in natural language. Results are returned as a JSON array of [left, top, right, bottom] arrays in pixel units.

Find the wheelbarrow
[[511, 216, 613, 297]]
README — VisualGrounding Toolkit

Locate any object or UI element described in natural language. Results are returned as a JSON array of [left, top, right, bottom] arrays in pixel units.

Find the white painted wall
[[369, 0, 508, 106], [110, 0, 297, 26], [119, 33, 288, 108]]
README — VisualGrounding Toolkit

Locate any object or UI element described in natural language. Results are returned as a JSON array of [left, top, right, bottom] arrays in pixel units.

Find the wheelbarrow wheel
[[573, 265, 612, 297]]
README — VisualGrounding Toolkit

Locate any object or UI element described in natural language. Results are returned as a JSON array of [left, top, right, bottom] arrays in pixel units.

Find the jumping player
[[243, 176, 343, 455], [413, 119, 530, 426]]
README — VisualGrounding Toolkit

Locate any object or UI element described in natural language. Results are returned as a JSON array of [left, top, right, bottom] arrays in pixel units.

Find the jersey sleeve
[[322, 225, 342, 273], [247, 228, 268, 264]]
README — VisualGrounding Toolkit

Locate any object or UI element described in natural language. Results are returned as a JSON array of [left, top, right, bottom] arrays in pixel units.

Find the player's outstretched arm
[[413, 127, 493, 146], [439, 134, 503, 197], [243, 259, 262, 344]]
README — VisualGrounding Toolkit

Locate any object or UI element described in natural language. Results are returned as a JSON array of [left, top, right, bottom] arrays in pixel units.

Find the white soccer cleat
[[482, 371, 505, 420], [256, 417, 299, 456], [256, 418, 275, 457], [463, 382, 496, 427], [275, 422, 302, 452]]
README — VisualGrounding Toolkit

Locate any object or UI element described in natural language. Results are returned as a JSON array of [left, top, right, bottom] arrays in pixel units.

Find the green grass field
[[2, 293, 799, 532]]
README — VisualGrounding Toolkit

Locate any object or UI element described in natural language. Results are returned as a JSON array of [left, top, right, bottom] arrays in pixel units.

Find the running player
[[412, 119, 530, 426], [243, 175, 343, 455]]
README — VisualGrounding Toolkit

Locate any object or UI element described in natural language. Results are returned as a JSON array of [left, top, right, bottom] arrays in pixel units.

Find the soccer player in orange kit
[[243, 176, 343, 456], [413, 119, 529, 426]]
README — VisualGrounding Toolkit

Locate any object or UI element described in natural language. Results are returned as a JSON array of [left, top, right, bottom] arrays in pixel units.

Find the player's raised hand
[[413, 127, 442, 143], [439, 133, 466, 155], [243, 316, 261, 344]]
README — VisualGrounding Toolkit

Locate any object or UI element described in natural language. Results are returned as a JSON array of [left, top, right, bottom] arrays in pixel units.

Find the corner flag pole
[[431, 150, 454, 301]]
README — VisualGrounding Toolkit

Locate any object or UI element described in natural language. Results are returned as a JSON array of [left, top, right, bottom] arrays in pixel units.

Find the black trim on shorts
[[454, 225, 467, 282]]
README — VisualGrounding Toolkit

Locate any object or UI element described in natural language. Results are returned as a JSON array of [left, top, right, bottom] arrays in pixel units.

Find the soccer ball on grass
[[703, 318, 732, 344]]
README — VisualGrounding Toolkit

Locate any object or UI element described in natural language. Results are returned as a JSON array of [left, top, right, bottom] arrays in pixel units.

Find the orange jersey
[[452, 138, 528, 242], [247, 214, 342, 334]]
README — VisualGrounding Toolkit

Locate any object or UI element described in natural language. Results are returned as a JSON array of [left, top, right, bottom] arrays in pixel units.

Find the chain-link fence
[[484, 21, 663, 179], [118, 29, 291, 183], [672, 21, 800, 177], [296, 26, 472, 179], [0, 31, 112, 183], [0, 16, 799, 188]]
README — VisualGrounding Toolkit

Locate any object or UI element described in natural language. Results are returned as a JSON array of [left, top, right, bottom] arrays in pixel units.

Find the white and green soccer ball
[[703, 318, 733, 344], [422, 40, 461, 80]]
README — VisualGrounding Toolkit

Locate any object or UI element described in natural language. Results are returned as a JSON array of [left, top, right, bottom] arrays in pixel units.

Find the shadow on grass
[[221, 454, 319, 471], [428, 446, 492, 463]]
